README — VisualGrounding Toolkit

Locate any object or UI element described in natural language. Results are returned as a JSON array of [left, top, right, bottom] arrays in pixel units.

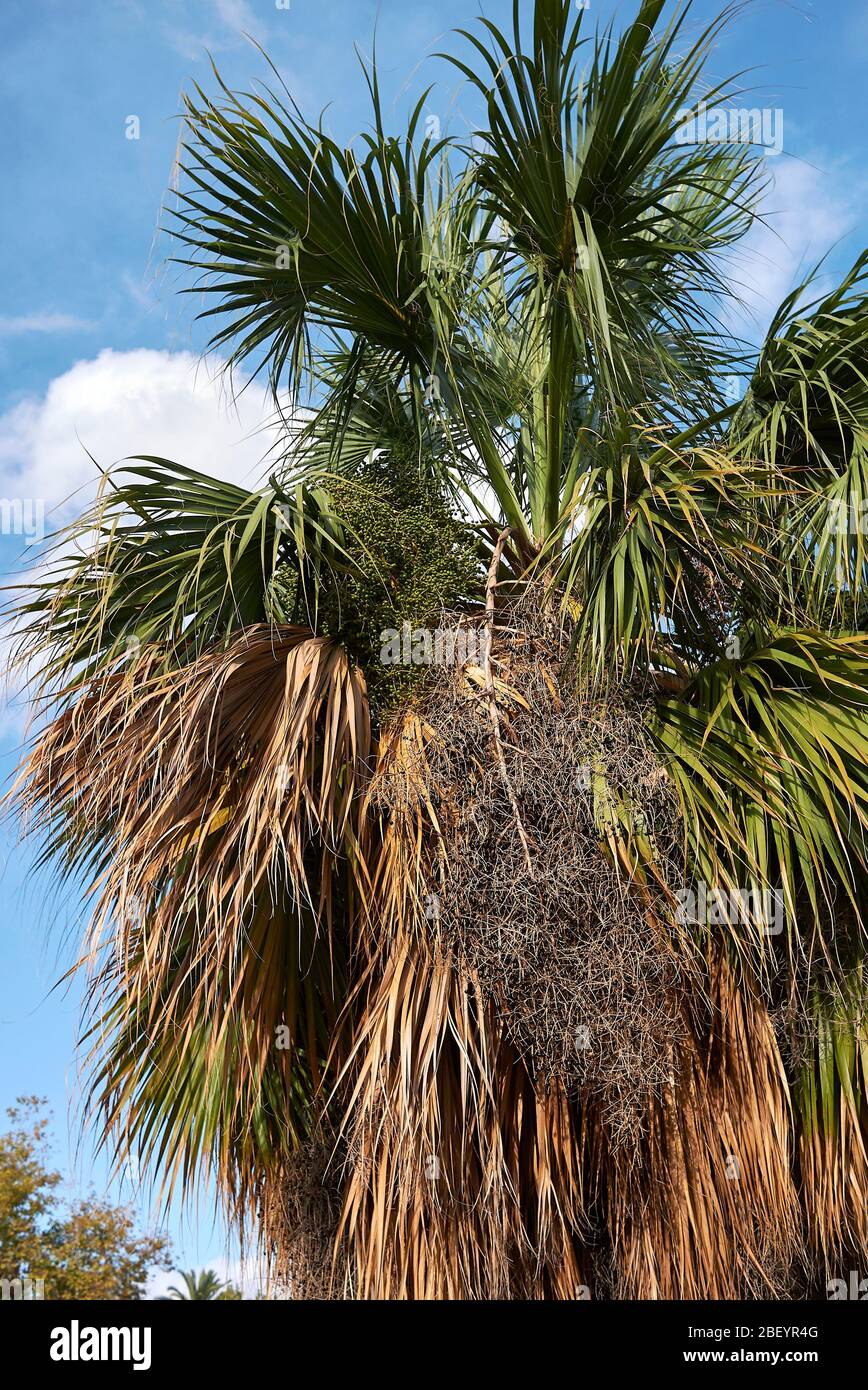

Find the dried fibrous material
[[791, 969, 868, 1275], [325, 595, 810, 1300], [312, 682, 594, 1301], [373, 593, 692, 1148], [600, 958, 804, 1299], [334, 920, 592, 1300], [268, 1138, 347, 1300], [10, 626, 371, 1210]]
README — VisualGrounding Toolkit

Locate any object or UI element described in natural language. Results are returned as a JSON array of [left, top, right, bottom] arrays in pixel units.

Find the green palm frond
[[732, 253, 868, 624], [85, 892, 334, 1211], [8, 456, 350, 695], [164, 1269, 230, 1300], [652, 629, 868, 960], [551, 420, 766, 673], [172, 60, 477, 405], [445, 0, 763, 409]]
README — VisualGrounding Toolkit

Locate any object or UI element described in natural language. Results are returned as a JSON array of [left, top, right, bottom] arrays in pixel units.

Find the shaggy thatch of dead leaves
[[374, 594, 694, 1148], [268, 1137, 347, 1299]]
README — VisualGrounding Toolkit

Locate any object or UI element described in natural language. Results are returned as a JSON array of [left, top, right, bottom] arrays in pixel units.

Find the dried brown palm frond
[[333, 919, 591, 1300], [600, 956, 803, 1300], [301, 593, 807, 1301], [369, 592, 695, 1147], [9, 624, 372, 1204], [268, 693, 590, 1301], [792, 968, 868, 1278], [14, 624, 371, 964], [298, 593, 687, 1299], [799, 1108, 868, 1279]]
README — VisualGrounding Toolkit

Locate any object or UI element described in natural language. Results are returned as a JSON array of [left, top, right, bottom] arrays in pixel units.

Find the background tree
[[0, 1100, 171, 1300]]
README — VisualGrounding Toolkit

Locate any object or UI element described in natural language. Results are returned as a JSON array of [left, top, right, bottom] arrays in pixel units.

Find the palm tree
[[10, 0, 868, 1298], [162, 1269, 240, 1300]]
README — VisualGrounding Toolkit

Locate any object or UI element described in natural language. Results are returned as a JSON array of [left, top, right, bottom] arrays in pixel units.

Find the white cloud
[[164, 0, 264, 60], [0, 349, 281, 739], [0, 313, 95, 336], [726, 157, 867, 337], [214, 0, 259, 31], [0, 347, 279, 529]]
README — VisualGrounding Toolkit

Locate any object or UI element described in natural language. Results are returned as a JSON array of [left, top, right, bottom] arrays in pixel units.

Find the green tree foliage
[[0, 1100, 171, 1300]]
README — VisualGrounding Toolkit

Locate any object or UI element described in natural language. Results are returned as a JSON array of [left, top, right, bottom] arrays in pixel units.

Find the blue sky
[[1, 0, 866, 1292]]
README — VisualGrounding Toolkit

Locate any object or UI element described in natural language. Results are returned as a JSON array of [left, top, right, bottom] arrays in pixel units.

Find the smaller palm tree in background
[[162, 1269, 241, 1301]]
